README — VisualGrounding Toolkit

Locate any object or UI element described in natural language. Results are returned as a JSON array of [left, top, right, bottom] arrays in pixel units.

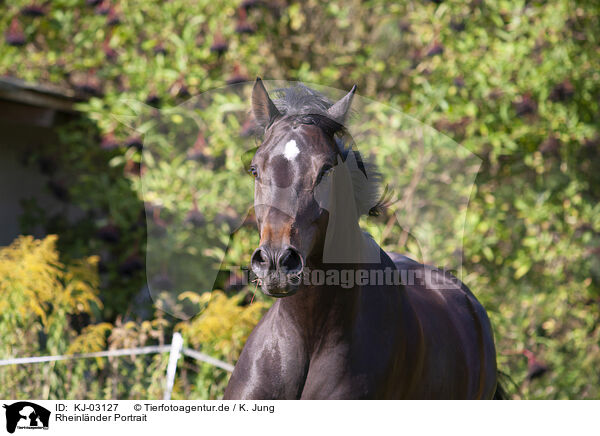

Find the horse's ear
[[327, 85, 357, 125], [252, 77, 280, 129]]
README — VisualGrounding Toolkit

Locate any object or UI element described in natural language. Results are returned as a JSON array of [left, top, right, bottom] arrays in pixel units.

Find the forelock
[[271, 84, 334, 116]]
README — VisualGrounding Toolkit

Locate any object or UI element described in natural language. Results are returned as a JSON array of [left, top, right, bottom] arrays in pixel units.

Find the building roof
[[0, 76, 83, 127]]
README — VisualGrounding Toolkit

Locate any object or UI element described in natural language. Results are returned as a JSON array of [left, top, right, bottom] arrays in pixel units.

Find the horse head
[[248, 79, 383, 296]]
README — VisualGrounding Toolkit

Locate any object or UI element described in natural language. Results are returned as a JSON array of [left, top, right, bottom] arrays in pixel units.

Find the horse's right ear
[[326, 85, 357, 125], [252, 77, 280, 129]]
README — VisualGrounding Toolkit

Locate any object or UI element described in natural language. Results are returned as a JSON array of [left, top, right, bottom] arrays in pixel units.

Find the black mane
[[270, 85, 347, 137], [271, 84, 335, 117]]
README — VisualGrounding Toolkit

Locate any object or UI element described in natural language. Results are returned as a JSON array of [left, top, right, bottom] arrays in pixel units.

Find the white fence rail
[[0, 333, 234, 400]]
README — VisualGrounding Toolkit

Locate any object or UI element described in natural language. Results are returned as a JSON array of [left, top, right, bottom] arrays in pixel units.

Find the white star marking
[[283, 139, 299, 160]]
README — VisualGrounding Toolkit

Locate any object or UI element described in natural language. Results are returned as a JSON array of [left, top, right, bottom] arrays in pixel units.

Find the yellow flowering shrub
[[173, 291, 268, 399], [0, 235, 104, 398], [177, 291, 268, 364], [0, 236, 267, 399], [0, 235, 101, 347]]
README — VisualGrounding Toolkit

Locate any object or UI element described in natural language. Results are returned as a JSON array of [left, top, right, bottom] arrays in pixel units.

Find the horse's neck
[[278, 280, 360, 343]]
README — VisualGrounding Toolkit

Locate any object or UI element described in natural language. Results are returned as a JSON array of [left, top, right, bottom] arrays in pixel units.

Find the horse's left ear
[[326, 85, 357, 125]]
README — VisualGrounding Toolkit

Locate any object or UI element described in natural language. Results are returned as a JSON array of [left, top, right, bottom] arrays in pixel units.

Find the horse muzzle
[[250, 244, 304, 297]]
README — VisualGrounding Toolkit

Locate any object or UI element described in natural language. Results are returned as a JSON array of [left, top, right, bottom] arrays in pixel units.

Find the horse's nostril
[[254, 249, 267, 264], [278, 247, 304, 274], [251, 247, 272, 277]]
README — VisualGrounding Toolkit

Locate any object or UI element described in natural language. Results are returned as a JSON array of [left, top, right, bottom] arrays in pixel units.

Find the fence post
[[163, 332, 184, 400]]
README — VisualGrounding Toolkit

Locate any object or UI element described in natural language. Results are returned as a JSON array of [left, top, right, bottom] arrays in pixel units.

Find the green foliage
[[135, 97, 259, 317], [17, 116, 148, 321], [0, 0, 599, 398]]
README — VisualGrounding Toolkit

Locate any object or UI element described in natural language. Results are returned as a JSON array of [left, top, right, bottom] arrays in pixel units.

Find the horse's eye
[[316, 164, 333, 185], [249, 166, 258, 178]]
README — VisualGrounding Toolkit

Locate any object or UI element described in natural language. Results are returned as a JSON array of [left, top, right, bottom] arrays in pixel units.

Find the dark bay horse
[[224, 78, 500, 399]]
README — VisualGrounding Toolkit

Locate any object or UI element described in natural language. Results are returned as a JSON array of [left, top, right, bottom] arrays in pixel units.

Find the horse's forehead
[[259, 134, 331, 172], [265, 122, 333, 155], [270, 139, 321, 163]]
